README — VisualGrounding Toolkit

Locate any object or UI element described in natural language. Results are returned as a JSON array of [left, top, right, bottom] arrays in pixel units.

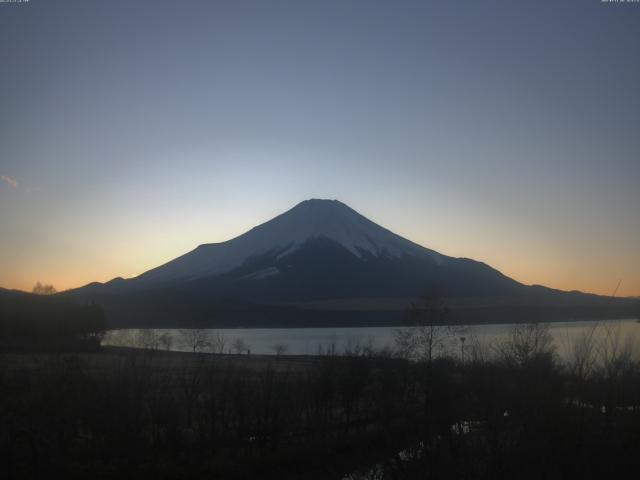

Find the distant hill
[[65, 199, 638, 327], [0, 288, 106, 350]]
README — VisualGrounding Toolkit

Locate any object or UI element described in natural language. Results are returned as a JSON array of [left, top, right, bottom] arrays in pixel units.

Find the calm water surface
[[103, 319, 640, 360]]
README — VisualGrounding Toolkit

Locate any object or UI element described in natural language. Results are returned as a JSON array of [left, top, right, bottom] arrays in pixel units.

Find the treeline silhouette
[[1, 323, 639, 479], [0, 290, 106, 351]]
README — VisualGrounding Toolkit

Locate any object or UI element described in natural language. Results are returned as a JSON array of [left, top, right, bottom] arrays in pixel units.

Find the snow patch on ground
[[241, 266, 280, 281]]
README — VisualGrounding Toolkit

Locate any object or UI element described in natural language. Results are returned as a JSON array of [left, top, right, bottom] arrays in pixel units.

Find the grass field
[[2, 331, 640, 479]]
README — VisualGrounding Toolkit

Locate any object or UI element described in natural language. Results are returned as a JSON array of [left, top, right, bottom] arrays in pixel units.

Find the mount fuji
[[68, 199, 635, 327], [132, 198, 446, 288]]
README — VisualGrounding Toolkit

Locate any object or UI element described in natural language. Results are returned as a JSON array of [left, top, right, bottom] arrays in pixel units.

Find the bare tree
[[32, 282, 57, 295], [465, 332, 491, 364], [232, 337, 248, 355], [597, 322, 635, 381], [158, 331, 173, 351], [180, 329, 210, 353], [394, 291, 454, 362], [497, 322, 555, 368], [564, 322, 600, 381], [343, 337, 376, 357], [272, 343, 288, 356], [208, 331, 227, 354]]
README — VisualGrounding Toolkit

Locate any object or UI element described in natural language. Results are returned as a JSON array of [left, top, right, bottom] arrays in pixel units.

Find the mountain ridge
[[130, 199, 444, 289], [64, 199, 638, 327]]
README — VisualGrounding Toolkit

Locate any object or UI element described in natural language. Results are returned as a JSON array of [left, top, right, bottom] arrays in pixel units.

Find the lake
[[103, 318, 640, 361]]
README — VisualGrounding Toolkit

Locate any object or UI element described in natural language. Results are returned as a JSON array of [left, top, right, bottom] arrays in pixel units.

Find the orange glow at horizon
[[3, 221, 639, 298], [2, 0, 639, 304], [5, 263, 638, 298]]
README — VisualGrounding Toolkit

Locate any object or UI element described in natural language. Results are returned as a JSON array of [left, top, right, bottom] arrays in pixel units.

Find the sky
[[1, 0, 639, 297]]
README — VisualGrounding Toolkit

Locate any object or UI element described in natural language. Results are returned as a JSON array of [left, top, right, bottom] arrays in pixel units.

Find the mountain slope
[[67, 199, 637, 327], [129, 199, 445, 289]]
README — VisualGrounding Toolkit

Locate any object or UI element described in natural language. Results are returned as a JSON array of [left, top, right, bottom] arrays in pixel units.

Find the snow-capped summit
[[132, 199, 444, 288], [239, 199, 442, 259]]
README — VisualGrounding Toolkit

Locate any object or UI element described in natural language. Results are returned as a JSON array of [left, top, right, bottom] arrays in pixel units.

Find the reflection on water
[[102, 319, 640, 361]]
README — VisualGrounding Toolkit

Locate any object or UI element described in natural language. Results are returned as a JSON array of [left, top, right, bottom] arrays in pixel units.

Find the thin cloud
[[1, 175, 18, 188]]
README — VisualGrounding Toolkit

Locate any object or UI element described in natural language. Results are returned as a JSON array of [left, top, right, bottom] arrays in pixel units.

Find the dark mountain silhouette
[[65, 199, 636, 327]]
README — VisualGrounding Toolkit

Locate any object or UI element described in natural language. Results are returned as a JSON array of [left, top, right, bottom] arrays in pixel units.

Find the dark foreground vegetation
[[1, 322, 640, 480]]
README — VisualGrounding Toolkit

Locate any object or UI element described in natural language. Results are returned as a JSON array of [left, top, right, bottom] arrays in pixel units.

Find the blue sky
[[1, 0, 639, 295]]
